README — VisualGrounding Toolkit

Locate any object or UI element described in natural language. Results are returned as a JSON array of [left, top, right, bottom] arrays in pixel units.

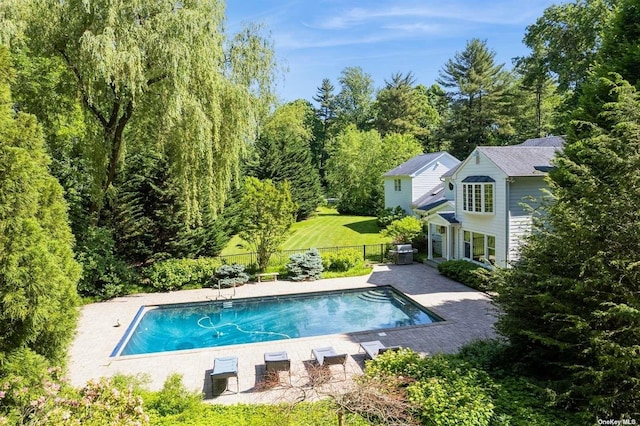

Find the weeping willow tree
[[10, 0, 277, 224]]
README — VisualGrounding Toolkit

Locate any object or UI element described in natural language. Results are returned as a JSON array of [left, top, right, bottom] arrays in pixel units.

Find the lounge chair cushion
[[211, 356, 238, 379]]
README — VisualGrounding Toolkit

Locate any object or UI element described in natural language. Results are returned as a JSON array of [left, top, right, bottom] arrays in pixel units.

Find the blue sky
[[225, 0, 560, 104]]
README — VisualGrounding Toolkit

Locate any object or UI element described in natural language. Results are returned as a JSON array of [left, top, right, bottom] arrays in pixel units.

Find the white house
[[383, 152, 460, 214], [420, 136, 564, 268]]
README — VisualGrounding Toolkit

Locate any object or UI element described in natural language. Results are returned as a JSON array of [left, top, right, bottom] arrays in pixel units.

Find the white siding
[[384, 176, 413, 213], [451, 151, 509, 267], [507, 177, 550, 264], [412, 163, 445, 201]]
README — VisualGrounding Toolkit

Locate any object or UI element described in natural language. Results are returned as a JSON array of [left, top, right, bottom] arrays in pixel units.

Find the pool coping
[[67, 263, 498, 404]]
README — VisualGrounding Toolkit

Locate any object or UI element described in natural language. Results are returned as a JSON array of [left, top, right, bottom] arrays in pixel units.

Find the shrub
[[376, 206, 407, 228], [365, 349, 495, 426], [145, 257, 221, 291], [322, 248, 363, 272], [383, 216, 423, 244], [437, 259, 493, 291], [286, 248, 323, 281], [215, 264, 249, 288], [76, 225, 138, 300], [144, 374, 201, 417]]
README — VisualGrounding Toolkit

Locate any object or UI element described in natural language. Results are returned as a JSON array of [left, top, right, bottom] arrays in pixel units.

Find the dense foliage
[[144, 258, 221, 291], [495, 78, 640, 417], [383, 216, 424, 244], [9, 0, 277, 224], [376, 206, 408, 228], [326, 127, 422, 215], [286, 248, 324, 281], [437, 260, 493, 292], [322, 248, 364, 272], [0, 47, 80, 364], [248, 100, 323, 220], [238, 177, 297, 271], [215, 264, 250, 288]]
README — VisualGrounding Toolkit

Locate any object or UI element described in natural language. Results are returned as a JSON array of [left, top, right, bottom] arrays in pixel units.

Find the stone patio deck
[[67, 263, 498, 404]]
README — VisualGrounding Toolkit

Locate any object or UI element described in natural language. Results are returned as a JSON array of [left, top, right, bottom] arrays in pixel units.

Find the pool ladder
[[215, 281, 236, 301]]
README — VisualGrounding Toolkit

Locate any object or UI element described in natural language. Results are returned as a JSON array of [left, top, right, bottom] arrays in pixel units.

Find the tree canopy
[[8, 0, 277, 223]]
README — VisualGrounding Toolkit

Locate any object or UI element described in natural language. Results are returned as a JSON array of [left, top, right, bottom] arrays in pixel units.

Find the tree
[[312, 78, 337, 181], [522, 0, 614, 92], [438, 39, 513, 158], [0, 47, 80, 363], [9, 0, 277, 223], [495, 78, 640, 417], [334, 66, 375, 131], [238, 177, 297, 271], [374, 72, 437, 145], [326, 127, 422, 215], [248, 100, 323, 220]]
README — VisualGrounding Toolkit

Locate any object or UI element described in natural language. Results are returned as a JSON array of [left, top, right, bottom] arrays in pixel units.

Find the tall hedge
[[0, 47, 81, 363]]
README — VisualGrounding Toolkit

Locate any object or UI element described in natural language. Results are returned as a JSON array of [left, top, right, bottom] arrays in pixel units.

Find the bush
[[144, 374, 201, 417], [365, 349, 495, 426], [437, 259, 493, 291], [286, 248, 323, 281], [145, 257, 221, 291], [383, 216, 423, 244], [322, 248, 363, 272], [76, 225, 139, 300], [215, 264, 249, 288], [376, 206, 407, 228]]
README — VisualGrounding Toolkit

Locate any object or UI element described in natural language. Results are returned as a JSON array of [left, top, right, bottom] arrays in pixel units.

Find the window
[[464, 231, 471, 259], [463, 231, 496, 265], [394, 179, 401, 191], [462, 182, 494, 213]]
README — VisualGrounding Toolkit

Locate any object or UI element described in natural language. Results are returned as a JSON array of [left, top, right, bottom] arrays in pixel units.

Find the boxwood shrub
[[437, 259, 493, 291]]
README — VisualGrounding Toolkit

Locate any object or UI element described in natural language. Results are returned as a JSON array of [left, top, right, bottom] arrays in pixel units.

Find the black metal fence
[[216, 244, 390, 267]]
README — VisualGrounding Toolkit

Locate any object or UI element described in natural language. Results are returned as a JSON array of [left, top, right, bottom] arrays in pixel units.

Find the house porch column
[[427, 222, 433, 260]]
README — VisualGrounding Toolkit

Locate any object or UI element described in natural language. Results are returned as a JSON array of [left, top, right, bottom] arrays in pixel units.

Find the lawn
[[221, 207, 390, 255]]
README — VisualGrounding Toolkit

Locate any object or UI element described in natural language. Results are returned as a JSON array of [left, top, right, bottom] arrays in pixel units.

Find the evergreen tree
[[374, 72, 438, 145], [438, 39, 513, 157], [0, 47, 80, 363], [248, 100, 323, 220], [495, 77, 640, 417], [312, 78, 336, 181]]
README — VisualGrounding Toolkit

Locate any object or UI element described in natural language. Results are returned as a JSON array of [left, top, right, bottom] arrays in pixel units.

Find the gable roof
[[518, 135, 565, 147], [384, 152, 449, 177], [477, 146, 560, 177]]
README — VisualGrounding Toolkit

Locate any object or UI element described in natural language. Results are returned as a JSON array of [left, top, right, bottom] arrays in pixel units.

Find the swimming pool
[[113, 286, 441, 356]]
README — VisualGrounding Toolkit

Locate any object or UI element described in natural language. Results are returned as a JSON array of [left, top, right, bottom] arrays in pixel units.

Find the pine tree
[[0, 47, 80, 363], [495, 77, 640, 417], [312, 78, 336, 181], [438, 39, 512, 157]]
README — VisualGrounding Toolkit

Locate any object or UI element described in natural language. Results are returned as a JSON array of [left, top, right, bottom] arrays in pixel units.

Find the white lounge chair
[[311, 347, 348, 380], [211, 356, 239, 394], [359, 340, 402, 359]]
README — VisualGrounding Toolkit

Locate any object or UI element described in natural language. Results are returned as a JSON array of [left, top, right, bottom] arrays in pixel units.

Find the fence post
[[380, 243, 384, 263]]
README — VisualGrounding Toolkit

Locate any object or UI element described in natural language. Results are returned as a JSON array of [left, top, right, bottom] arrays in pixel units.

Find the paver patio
[[67, 263, 498, 404]]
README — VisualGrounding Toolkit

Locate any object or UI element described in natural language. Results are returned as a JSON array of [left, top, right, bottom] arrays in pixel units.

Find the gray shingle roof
[[478, 146, 560, 177], [384, 152, 445, 177], [440, 162, 461, 178], [518, 135, 565, 147]]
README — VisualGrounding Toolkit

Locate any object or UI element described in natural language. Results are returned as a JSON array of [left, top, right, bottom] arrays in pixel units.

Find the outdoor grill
[[390, 244, 417, 265]]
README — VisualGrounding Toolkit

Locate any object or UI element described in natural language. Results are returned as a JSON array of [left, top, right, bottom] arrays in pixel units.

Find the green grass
[[221, 207, 390, 255]]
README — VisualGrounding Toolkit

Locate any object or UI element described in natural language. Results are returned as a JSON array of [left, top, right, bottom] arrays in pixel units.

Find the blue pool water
[[115, 286, 441, 356]]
